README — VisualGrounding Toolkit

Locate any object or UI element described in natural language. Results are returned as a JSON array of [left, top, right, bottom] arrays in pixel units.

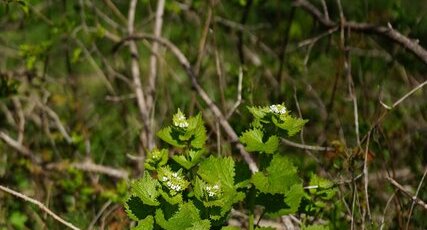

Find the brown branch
[[406, 168, 427, 229], [114, 34, 259, 173], [386, 176, 427, 211], [0, 185, 80, 230], [127, 0, 152, 157], [102, 0, 128, 24], [293, 0, 427, 65], [0, 130, 40, 163], [146, 0, 166, 141], [46, 160, 129, 179], [281, 138, 333, 151]]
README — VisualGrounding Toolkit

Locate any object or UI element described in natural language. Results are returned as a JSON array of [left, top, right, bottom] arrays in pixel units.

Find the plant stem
[[248, 186, 256, 230], [249, 213, 255, 230]]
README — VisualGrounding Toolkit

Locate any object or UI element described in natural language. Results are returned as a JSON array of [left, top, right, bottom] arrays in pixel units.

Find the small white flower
[[213, 184, 219, 190], [206, 186, 211, 191], [208, 191, 216, 197], [167, 181, 172, 187], [173, 113, 189, 128], [172, 172, 178, 178], [176, 185, 182, 191], [162, 176, 168, 181], [269, 104, 286, 114], [177, 114, 185, 120]]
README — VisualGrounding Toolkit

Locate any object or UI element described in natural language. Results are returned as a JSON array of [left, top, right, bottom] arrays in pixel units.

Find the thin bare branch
[[281, 138, 333, 151], [0, 185, 80, 230], [36, 101, 73, 144], [293, 0, 427, 65], [406, 168, 427, 229], [12, 97, 25, 144], [392, 80, 427, 108], [88, 200, 112, 230], [363, 132, 372, 222], [0, 131, 40, 163], [46, 160, 129, 179], [102, 0, 127, 24], [387, 176, 427, 211], [319, 0, 329, 21], [146, 0, 166, 139], [288, 27, 338, 52], [127, 0, 152, 156], [226, 66, 243, 119]]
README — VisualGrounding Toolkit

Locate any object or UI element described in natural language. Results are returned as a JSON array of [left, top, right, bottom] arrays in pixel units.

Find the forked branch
[[387, 177, 427, 211]]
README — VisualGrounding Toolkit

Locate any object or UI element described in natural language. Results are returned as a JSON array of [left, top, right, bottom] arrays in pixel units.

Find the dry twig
[[0, 131, 40, 163], [46, 160, 129, 179], [293, 0, 427, 65], [281, 138, 333, 151], [386, 176, 427, 211], [405, 168, 427, 229], [146, 0, 166, 138], [0, 185, 80, 230], [127, 0, 152, 157]]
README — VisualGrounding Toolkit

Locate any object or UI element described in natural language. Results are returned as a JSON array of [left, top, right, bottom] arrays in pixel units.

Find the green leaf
[[281, 183, 304, 215], [308, 174, 336, 199], [172, 149, 204, 169], [157, 126, 185, 148], [155, 201, 209, 230], [132, 216, 154, 230], [309, 174, 337, 200], [157, 111, 206, 149], [159, 189, 184, 205], [130, 174, 160, 206], [197, 156, 235, 188], [247, 106, 270, 128], [252, 155, 304, 216], [252, 155, 300, 194], [272, 115, 307, 136], [9, 211, 27, 230], [248, 106, 269, 120], [187, 114, 207, 149], [240, 129, 279, 154], [197, 156, 245, 219], [186, 219, 211, 230], [145, 148, 169, 170]]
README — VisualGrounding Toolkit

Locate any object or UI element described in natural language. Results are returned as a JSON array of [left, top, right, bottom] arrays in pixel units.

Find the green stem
[[248, 186, 256, 230], [249, 212, 255, 230]]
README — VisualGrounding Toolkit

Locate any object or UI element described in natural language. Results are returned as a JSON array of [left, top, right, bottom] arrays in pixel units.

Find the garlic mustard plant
[[125, 106, 337, 230]]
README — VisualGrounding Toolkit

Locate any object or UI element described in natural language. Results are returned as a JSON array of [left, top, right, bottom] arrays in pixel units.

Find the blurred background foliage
[[0, 0, 426, 229]]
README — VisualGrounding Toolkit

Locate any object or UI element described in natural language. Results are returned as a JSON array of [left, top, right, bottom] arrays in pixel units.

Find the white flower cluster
[[173, 113, 189, 128], [162, 172, 183, 192], [269, 104, 286, 115], [205, 184, 220, 197]]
